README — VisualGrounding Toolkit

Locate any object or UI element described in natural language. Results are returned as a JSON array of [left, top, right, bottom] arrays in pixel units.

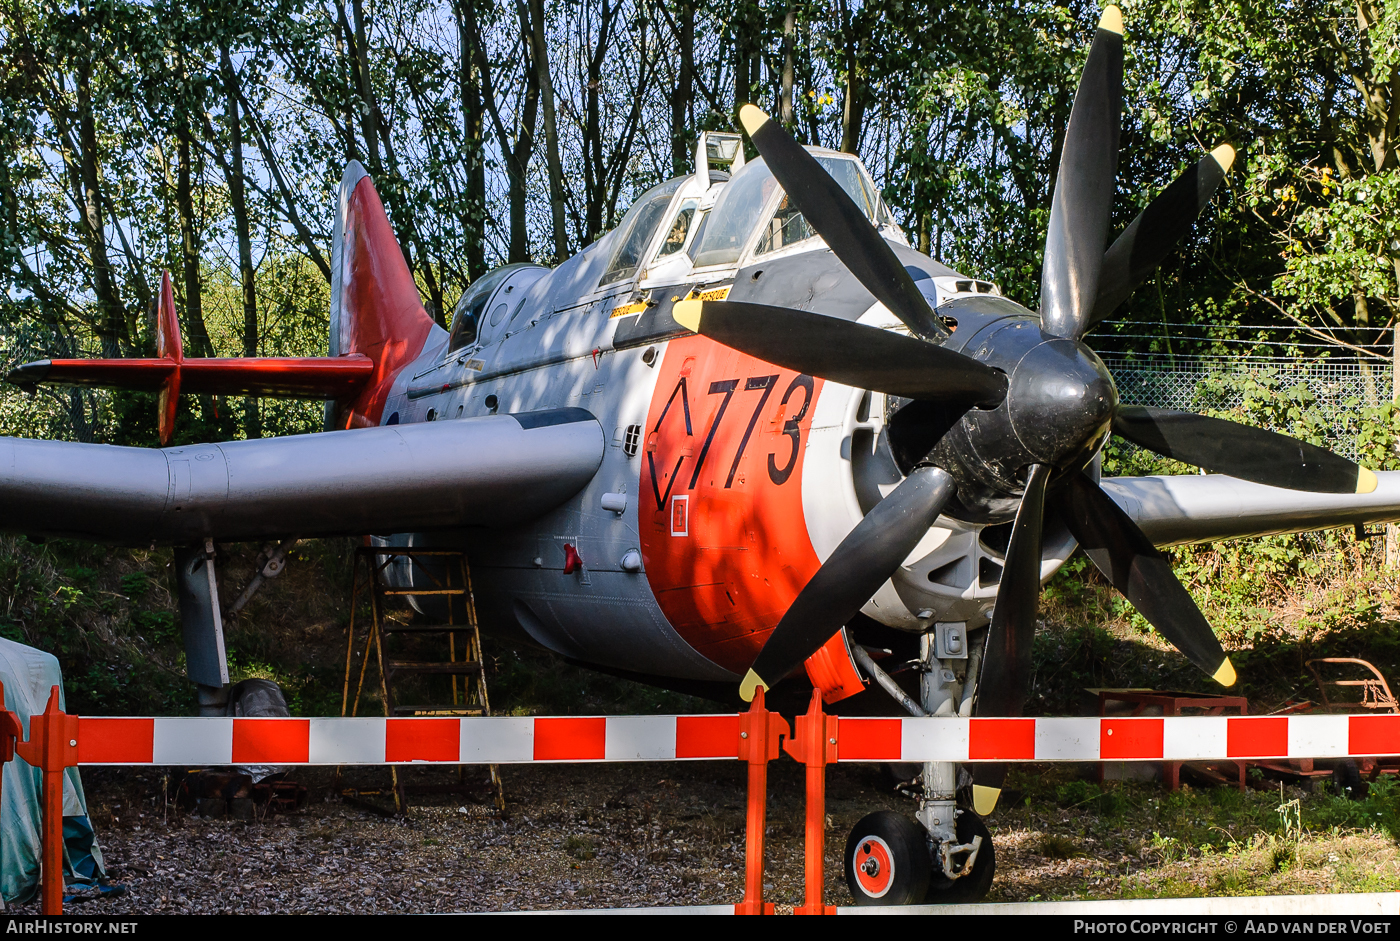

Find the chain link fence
[[1101, 354, 1393, 461]]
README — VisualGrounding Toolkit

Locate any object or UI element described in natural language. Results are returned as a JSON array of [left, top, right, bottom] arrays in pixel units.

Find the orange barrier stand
[[15, 687, 77, 916], [735, 688, 788, 915], [783, 689, 838, 915], [0, 683, 18, 905]]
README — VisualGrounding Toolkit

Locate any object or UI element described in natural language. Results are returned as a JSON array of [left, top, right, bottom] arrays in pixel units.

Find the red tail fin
[[328, 163, 438, 428], [155, 271, 182, 445]]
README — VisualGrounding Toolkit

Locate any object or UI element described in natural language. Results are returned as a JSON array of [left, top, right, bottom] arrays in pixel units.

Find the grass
[[983, 766, 1400, 901]]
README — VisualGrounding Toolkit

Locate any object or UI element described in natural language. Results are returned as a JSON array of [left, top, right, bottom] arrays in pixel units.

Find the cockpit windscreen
[[599, 178, 684, 286], [755, 156, 883, 255], [691, 153, 886, 266]]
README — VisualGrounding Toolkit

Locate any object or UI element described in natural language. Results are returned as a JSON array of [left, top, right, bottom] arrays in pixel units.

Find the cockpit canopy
[[599, 178, 685, 287], [449, 262, 536, 353], [690, 151, 888, 268]]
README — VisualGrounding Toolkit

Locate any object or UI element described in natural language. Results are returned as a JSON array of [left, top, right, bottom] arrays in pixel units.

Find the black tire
[[881, 762, 922, 790], [1332, 759, 1370, 800], [925, 810, 996, 904], [844, 811, 931, 906]]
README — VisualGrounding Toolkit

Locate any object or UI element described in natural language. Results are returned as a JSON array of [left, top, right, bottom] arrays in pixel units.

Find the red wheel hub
[[852, 835, 895, 898]]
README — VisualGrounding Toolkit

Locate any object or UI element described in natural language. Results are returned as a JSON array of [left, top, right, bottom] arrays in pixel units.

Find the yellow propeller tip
[[1212, 658, 1237, 688], [1098, 5, 1123, 34], [972, 785, 1001, 816], [739, 669, 766, 703], [1358, 466, 1379, 494], [1210, 143, 1237, 174], [738, 104, 770, 138], [672, 299, 703, 332]]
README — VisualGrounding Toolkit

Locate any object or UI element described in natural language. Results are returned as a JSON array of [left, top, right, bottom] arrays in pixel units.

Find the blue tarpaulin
[[0, 638, 105, 903]]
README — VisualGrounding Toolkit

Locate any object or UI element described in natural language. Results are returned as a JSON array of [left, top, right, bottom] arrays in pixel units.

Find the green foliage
[[1309, 774, 1400, 838]]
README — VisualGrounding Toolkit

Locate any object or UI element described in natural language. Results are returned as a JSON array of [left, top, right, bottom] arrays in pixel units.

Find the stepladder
[[341, 545, 504, 813]]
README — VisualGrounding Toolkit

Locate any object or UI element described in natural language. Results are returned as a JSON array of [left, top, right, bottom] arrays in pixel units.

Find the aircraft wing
[[0, 408, 604, 546], [1103, 470, 1400, 546]]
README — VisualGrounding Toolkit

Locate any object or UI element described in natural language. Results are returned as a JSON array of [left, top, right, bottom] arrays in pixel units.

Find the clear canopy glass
[[599, 177, 685, 286], [691, 152, 884, 267]]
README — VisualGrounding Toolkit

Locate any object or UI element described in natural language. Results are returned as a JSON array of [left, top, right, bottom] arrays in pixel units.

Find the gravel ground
[[8, 762, 911, 914], [8, 762, 1393, 913]]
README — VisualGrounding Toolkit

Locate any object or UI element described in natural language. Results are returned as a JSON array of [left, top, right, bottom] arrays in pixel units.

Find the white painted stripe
[[1035, 717, 1100, 760], [153, 718, 232, 765], [605, 716, 677, 761], [309, 718, 385, 764], [462, 717, 534, 763], [900, 718, 968, 762], [1289, 714, 1349, 759], [839, 891, 1400, 915], [1162, 715, 1227, 760]]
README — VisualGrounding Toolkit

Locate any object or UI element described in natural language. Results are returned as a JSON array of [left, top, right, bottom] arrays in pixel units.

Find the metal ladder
[[340, 546, 504, 813]]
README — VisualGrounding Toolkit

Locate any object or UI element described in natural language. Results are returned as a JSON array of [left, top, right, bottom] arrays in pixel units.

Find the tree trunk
[[839, 28, 864, 154], [528, 0, 568, 263], [671, 0, 694, 175], [781, 5, 796, 128], [455, 0, 487, 280], [482, 2, 540, 263], [175, 109, 213, 358], [583, 1, 616, 245], [733, 29, 749, 115], [335, 3, 359, 162], [76, 57, 125, 357], [351, 0, 379, 173], [220, 44, 260, 440]]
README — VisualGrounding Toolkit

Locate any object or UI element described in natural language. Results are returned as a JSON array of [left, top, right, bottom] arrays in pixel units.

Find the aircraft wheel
[[843, 811, 931, 905], [925, 810, 995, 904]]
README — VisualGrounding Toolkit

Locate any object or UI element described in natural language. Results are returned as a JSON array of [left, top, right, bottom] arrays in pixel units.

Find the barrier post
[[734, 687, 787, 915], [783, 689, 837, 915], [0, 680, 20, 908], [16, 687, 79, 916]]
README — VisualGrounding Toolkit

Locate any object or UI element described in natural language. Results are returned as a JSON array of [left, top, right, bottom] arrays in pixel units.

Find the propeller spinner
[[674, 7, 1376, 743]]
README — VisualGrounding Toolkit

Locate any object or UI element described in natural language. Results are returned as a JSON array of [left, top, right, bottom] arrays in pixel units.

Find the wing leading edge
[[1103, 470, 1400, 547], [0, 408, 604, 546]]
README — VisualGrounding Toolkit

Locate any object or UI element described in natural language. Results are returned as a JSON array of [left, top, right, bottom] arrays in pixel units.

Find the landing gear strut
[[846, 623, 997, 904], [915, 628, 995, 902]]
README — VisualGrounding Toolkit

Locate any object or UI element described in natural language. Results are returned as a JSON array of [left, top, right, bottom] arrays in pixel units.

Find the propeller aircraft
[[7, 6, 1400, 904]]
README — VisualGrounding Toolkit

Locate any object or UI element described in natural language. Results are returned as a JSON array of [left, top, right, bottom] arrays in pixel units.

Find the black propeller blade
[[974, 464, 1052, 717], [1113, 405, 1378, 494], [738, 104, 945, 341], [1039, 6, 1124, 340], [740, 465, 956, 701], [1057, 470, 1235, 685], [672, 299, 1008, 406], [1087, 146, 1235, 330], [969, 462, 1052, 815]]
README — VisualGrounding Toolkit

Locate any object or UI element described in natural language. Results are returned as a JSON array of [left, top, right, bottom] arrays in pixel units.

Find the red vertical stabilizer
[[155, 271, 182, 445], [329, 163, 438, 429]]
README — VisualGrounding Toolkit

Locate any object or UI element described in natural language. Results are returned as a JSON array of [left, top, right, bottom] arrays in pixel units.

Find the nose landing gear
[[846, 625, 998, 905], [924, 809, 996, 903]]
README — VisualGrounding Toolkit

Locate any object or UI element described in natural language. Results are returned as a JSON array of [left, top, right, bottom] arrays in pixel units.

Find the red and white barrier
[[838, 714, 1399, 762], [76, 715, 742, 765], [72, 713, 1400, 765], [28, 693, 1400, 918]]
